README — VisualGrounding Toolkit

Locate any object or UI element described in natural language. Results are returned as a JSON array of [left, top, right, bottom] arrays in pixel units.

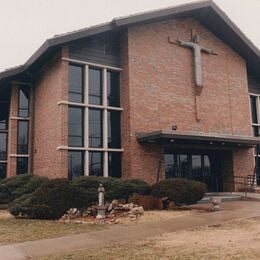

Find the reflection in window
[[89, 109, 103, 148], [68, 64, 122, 178], [250, 96, 258, 124], [16, 158, 28, 175], [107, 71, 120, 107], [0, 133, 7, 160], [89, 152, 103, 176], [69, 65, 84, 103], [18, 87, 30, 117], [68, 107, 84, 147], [17, 121, 29, 154], [108, 152, 121, 178], [0, 120, 7, 130], [108, 110, 121, 148], [192, 155, 202, 181], [68, 151, 84, 179], [89, 68, 102, 105], [0, 163, 6, 179]]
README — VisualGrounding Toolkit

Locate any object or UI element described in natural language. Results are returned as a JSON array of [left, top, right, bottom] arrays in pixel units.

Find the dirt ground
[[40, 217, 260, 260]]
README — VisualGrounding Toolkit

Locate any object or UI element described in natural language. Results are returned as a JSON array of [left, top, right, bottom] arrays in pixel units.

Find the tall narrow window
[[17, 121, 29, 154], [89, 109, 103, 148], [18, 87, 30, 117], [89, 68, 102, 105], [108, 152, 121, 178], [108, 110, 121, 148], [0, 133, 7, 161], [89, 152, 103, 176], [16, 86, 30, 175], [68, 107, 84, 147], [16, 158, 28, 175], [68, 151, 84, 179], [0, 119, 7, 130], [69, 65, 84, 103], [250, 96, 258, 124], [107, 71, 120, 107], [0, 163, 7, 179]]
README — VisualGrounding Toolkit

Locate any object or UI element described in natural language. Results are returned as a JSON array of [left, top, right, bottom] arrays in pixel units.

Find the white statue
[[98, 184, 105, 207]]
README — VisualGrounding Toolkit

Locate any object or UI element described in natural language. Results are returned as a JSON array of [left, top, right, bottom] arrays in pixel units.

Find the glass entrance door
[[165, 151, 221, 192]]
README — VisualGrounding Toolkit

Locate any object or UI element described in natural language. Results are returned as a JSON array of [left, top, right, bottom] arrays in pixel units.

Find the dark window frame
[[16, 157, 29, 175], [17, 120, 29, 155], [18, 86, 30, 118], [68, 64, 84, 103], [89, 108, 103, 148], [88, 67, 103, 105], [68, 106, 84, 147], [68, 151, 84, 180], [0, 132, 8, 161]]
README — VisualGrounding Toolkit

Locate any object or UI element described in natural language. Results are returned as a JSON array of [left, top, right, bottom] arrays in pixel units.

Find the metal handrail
[[222, 175, 258, 198]]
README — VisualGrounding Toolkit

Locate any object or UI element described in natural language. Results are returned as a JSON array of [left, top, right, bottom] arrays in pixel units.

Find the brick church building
[[0, 1, 260, 191]]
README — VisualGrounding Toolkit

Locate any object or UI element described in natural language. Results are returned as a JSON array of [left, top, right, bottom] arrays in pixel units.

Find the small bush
[[10, 179, 93, 219], [151, 178, 207, 205]]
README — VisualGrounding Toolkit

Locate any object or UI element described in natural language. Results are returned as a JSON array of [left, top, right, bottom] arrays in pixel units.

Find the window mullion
[[103, 69, 108, 177], [84, 65, 89, 176]]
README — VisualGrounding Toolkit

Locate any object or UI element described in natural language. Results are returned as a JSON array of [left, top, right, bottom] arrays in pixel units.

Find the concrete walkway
[[2, 200, 260, 259]]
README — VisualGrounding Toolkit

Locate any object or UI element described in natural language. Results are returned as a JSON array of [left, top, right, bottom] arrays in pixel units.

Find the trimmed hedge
[[151, 178, 207, 205], [0, 174, 48, 204], [11, 176, 48, 201], [72, 176, 151, 201], [9, 179, 93, 219], [9, 176, 151, 219]]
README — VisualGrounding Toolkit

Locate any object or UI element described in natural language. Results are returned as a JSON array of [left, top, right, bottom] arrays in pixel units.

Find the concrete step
[[198, 193, 242, 204]]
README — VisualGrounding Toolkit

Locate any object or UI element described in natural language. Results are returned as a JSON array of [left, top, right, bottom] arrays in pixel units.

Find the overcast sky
[[0, 0, 259, 72]]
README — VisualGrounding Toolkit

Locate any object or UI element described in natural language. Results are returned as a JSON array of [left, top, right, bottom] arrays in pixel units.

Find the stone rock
[[138, 206, 144, 215], [107, 203, 113, 212], [111, 200, 119, 207]]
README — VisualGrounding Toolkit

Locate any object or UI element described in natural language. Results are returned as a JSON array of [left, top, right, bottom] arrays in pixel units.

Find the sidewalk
[[1, 200, 260, 259]]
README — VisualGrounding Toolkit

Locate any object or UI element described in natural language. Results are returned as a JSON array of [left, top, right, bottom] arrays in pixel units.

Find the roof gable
[[0, 0, 259, 82]]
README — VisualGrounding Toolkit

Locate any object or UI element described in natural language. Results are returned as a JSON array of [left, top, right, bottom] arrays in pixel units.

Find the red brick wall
[[33, 47, 69, 178], [121, 17, 254, 186]]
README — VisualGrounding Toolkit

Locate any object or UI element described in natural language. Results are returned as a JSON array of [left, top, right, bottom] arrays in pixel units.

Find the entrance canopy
[[136, 130, 260, 149]]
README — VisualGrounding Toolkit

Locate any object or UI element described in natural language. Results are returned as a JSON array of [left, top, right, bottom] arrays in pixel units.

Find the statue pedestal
[[211, 197, 222, 211], [96, 206, 106, 219]]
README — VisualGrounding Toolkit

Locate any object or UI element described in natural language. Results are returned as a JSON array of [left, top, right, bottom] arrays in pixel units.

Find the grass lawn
[[0, 210, 104, 244], [40, 217, 260, 260]]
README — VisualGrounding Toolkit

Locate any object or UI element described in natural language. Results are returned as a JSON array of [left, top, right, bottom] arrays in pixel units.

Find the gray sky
[[0, 0, 259, 72]]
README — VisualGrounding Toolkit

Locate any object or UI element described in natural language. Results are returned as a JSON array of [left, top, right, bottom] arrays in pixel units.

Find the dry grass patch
[[0, 210, 104, 244], [40, 217, 260, 260]]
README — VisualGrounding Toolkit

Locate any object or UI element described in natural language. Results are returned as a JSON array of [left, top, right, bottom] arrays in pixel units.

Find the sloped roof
[[0, 0, 260, 82]]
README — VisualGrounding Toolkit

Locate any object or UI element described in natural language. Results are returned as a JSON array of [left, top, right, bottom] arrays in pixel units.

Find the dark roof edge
[[1, 0, 260, 81], [113, 0, 212, 26]]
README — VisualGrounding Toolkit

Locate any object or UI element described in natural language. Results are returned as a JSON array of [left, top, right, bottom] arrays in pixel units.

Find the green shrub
[[11, 176, 48, 201], [0, 184, 11, 204], [0, 174, 49, 204], [9, 179, 93, 219], [9, 194, 33, 217], [151, 178, 207, 205], [72, 176, 151, 201], [1, 174, 33, 192]]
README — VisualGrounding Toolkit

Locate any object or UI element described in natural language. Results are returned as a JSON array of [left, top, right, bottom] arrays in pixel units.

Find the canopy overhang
[[136, 130, 260, 149]]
